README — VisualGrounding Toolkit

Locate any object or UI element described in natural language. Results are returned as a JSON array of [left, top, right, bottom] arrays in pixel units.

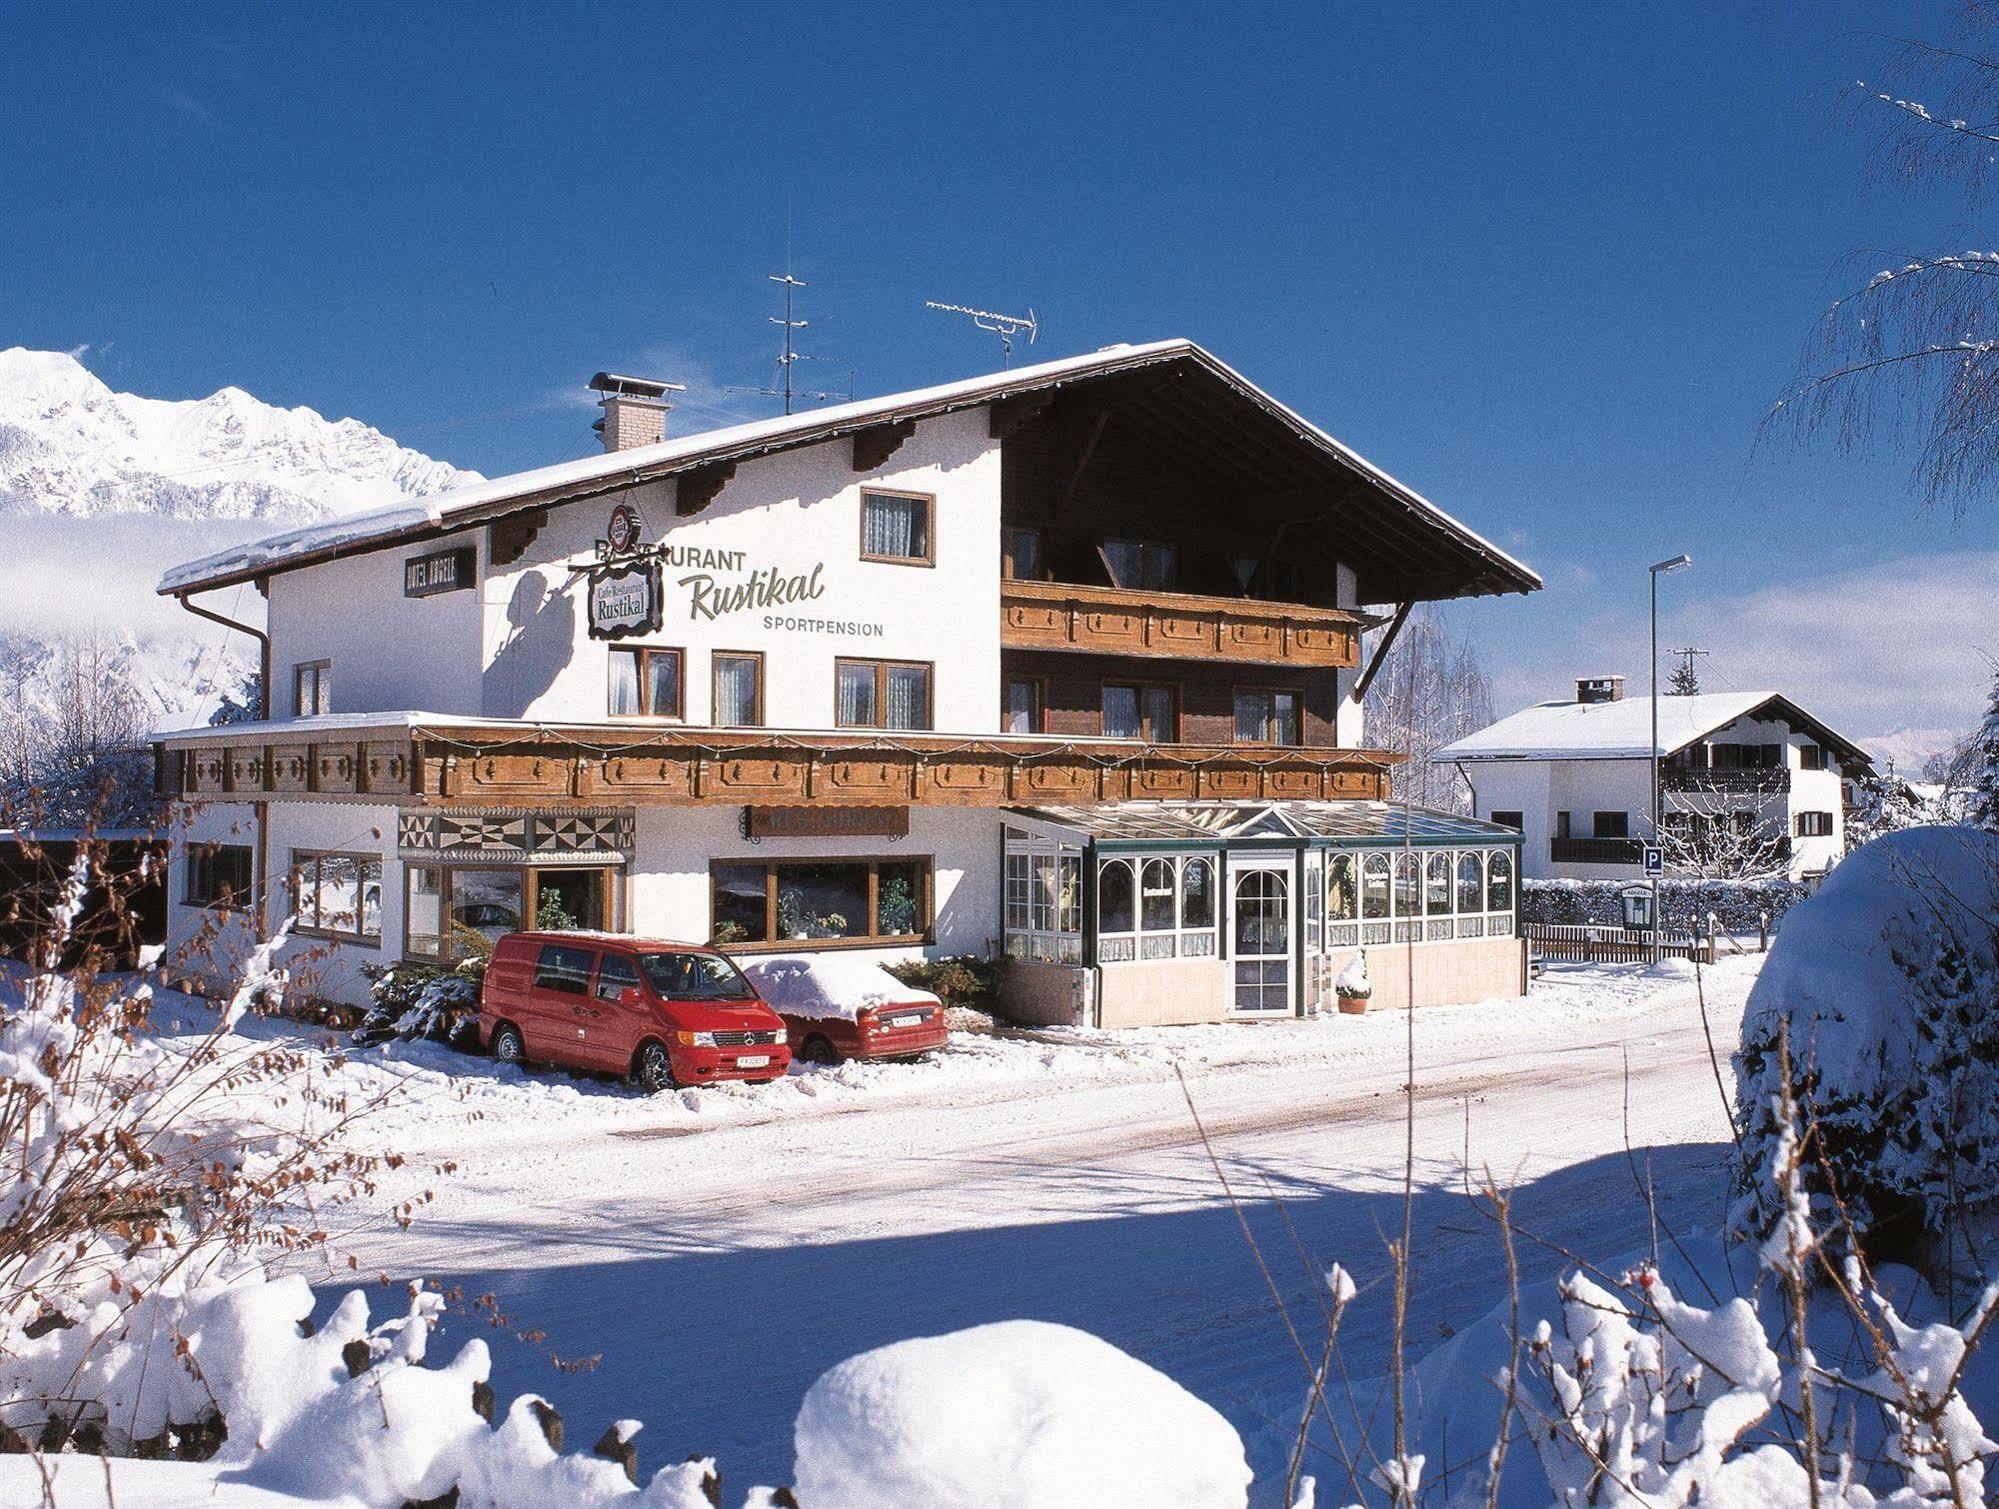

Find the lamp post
[[1649, 553, 1693, 959]]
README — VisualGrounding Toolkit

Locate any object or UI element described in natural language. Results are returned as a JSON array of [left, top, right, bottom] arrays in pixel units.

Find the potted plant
[[1335, 950, 1372, 1015]]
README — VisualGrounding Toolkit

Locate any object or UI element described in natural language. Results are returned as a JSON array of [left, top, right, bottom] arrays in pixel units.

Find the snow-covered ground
[[3, 953, 1762, 1503]]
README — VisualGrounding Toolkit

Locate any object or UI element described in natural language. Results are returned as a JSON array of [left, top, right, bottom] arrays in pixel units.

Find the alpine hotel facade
[[154, 341, 1540, 1027]]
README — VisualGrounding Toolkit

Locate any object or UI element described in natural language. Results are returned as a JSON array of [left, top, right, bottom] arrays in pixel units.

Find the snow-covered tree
[[1659, 783, 1792, 883], [1364, 606, 1492, 814], [1849, 763, 1942, 848], [1967, 667, 1999, 833]]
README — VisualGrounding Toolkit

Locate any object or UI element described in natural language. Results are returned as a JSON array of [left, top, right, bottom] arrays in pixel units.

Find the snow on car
[[739, 954, 948, 1065]]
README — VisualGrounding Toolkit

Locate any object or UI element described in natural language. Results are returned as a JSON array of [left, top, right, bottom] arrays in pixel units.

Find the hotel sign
[[587, 559, 663, 640], [403, 546, 475, 598], [745, 805, 910, 840]]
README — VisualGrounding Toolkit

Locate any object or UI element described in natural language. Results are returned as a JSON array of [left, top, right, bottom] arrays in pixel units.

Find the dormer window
[[1102, 538, 1177, 591]]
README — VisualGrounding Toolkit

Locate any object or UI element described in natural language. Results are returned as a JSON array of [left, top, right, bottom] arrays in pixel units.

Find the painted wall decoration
[[397, 809, 636, 863]]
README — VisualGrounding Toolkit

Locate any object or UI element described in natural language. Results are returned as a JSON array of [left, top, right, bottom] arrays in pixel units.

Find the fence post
[[1758, 909, 1769, 953]]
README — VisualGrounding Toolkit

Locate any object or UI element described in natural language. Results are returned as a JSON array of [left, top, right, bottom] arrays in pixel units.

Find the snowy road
[[336, 955, 1758, 1501]]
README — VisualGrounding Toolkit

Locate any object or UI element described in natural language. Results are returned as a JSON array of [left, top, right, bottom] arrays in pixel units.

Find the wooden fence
[[1522, 922, 1717, 966]]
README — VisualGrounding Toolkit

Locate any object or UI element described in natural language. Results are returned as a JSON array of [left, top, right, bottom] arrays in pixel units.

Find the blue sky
[[4, 4, 1993, 756]]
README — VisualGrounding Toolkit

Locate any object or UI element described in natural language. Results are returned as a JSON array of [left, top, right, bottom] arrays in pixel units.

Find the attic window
[[1103, 538, 1177, 591]]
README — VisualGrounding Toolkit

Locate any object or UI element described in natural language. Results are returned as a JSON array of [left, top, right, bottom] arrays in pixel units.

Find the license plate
[[735, 1054, 770, 1069], [889, 1015, 924, 1029]]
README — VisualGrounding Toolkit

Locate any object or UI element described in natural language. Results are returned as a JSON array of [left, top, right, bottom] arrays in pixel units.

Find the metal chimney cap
[[588, 372, 687, 398]]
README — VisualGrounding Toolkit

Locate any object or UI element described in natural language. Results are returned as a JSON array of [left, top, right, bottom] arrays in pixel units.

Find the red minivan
[[480, 933, 791, 1092]]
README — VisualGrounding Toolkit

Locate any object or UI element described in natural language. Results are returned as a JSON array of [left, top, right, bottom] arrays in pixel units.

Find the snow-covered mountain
[[0, 347, 478, 522], [0, 349, 480, 765]]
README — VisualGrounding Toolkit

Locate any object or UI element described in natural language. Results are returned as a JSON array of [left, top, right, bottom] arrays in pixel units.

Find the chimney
[[1576, 674, 1625, 705], [588, 372, 684, 453]]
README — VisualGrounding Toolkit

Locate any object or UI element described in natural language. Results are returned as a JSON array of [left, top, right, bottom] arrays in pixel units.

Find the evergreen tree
[[1970, 666, 1999, 832], [1666, 659, 1700, 696]]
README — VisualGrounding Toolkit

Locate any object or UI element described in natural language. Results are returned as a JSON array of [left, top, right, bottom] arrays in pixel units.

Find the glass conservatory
[[1001, 801, 1523, 1024]]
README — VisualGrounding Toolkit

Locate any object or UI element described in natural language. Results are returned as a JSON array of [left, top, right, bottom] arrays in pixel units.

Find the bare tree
[[1365, 606, 1493, 813], [1770, 16, 1999, 515], [1658, 779, 1793, 882]]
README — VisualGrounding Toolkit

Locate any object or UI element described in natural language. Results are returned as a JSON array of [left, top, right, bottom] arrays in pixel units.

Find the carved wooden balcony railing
[[159, 721, 1399, 810], [1000, 579, 1366, 668], [1662, 767, 1792, 795]]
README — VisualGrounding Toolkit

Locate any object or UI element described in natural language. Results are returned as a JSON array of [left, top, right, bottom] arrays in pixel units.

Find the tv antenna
[[924, 300, 1039, 365], [723, 270, 856, 412]]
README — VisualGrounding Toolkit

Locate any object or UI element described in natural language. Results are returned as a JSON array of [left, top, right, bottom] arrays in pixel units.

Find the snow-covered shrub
[[1736, 826, 1999, 1249], [883, 953, 1001, 1005], [1522, 876, 1809, 934], [792, 1319, 1252, 1508], [355, 956, 484, 1048]]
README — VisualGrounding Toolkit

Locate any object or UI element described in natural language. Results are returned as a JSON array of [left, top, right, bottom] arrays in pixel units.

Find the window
[[1182, 858, 1216, 930], [712, 652, 764, 727], [1102, 538, 1177, 591], [1800, 744, 1827, 771], [1094, 853, 1217, 962], [1393, 853, 1420, 917], [1102, 683, 1176, 742], [533, 944, 596, 995], [1140, 859, 1177, 932], [1490, 810, 1523, 831], [1235, 688, 1301, 745], [1425, 852, 1453, 915], [609, 647, 683, 718], [1457, 852, 1483, 914], [1361, 854, 1392, 919], [1098, 859, 1135, 935], [1004, 675, 1046, 735], [594, 952, 641, 1002], [1555, 811, 1572, 840], [1327, 854, 1357, 921], [291, 851, 382, 943], [709, 858, 933, 947], [1003, 527, 1045, 581], [861, 490, 934, 564], [836, 659, 933, 730], [184, 843, 252, 909], [1796, 811, 1835, 837], [640, 950, 756, 1001], [1005, 853, 1032, 934], [1487, 851, 1514, 913], [1593, 811, 1630, 839], [1002, 835, 1084, 963], [293, 660, 331, 717]]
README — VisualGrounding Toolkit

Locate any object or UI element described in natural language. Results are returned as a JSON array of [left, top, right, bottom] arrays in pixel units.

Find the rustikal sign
[[403, 546, 475, 598], [745, 805, 910, 840], [587, 559, 663, 640]]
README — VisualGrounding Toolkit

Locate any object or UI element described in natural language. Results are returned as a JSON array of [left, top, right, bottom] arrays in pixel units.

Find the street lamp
[[1648, 553, 1692, 958]]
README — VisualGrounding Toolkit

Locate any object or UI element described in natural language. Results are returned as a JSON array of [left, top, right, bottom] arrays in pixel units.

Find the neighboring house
[[1433, 676, 1873, 883], [150, 340, 1542, 1026]]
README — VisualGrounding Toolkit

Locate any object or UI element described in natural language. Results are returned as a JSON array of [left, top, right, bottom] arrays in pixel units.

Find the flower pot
[[1336, 990, 1370, 1016]]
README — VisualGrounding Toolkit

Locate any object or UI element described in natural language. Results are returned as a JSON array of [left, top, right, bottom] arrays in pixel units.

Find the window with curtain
[[1361, 854, 1391, 920], [1234, 688, 1301, 745], [1426, 852, 1453, 915], [1486, 851, 1514, 912], [1140, 859, 1177, 932], [609, 647, 682, 717], [1004, 676, 1044, 734], [1098, 859, 1135, 934], [836, 660, 932, 730], [1182, 858, 1215, 930], [1102, 538, 1176, 590], [1327, 854, 1357, 921], [713, 653, 763, 726], [1457, 852, 1483, 914], [861, 491, 933, 563], [184, 844, 253, 909], [1102, 683, 1174, 741]]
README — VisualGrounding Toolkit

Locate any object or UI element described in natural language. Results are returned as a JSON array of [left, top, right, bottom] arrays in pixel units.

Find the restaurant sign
[[744, 805, 910, 840], [587, 559, 663, 640], [403, 546, 475, 598]]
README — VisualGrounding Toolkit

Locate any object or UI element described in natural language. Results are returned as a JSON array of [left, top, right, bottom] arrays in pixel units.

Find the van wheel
[[491, 1023, 526, 1065], [633, 1040, 676, 1094], [799, 1034, 840, 1065]]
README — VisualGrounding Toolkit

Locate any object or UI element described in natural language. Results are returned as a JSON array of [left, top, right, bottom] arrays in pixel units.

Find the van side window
[[534, 944, 596, 995], [595, 952, 641, 1002]]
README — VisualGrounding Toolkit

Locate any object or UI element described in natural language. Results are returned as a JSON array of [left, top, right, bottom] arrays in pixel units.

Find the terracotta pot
[[1336, 991, 1370, 1016]]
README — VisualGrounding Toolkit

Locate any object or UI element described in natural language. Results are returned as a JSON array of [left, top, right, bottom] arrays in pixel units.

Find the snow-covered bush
[[355, 956, 483, 1048], [1736, 826, 1999, 1249], [792, 1319, 1252, 1508], [1522, 876, 1809, 934], [883, 953, 1002, 1005]]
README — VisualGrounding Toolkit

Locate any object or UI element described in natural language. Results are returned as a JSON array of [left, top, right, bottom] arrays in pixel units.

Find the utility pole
[[1649, 554, 1693, 961]]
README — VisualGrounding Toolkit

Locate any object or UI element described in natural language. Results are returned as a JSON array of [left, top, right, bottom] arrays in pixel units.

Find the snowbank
[[740, 954, 939, 1022], [792, 1320, 1251, 1508]]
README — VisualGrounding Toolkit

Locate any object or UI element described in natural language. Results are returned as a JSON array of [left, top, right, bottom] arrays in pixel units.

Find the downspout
[[174, 589, 272, 720]]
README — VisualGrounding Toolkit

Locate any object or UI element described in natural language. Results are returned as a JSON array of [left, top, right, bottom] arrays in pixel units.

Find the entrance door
[[1230, 861, 1294, 1015]]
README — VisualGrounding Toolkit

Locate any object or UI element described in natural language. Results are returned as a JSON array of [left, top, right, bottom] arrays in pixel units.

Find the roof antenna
[[924, 300, 1039, 366]]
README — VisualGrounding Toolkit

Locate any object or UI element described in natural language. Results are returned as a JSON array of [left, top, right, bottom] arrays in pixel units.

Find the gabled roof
[[1432, 690, 1874, 767], [158, 338, 1540, 602]]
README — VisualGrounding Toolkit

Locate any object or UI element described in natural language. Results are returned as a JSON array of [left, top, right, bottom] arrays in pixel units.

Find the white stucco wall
[[627, 804, 1000, 962]]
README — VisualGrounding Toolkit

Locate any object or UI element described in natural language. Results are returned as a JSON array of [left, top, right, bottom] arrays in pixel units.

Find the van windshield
[[639, 951, 756, 1002]]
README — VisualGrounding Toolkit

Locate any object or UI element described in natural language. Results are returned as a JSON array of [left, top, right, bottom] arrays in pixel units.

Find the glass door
[[1230, 860, 1294, 1015]]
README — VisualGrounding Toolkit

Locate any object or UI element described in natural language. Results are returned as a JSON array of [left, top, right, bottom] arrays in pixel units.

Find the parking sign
[[1642, 845, 1664, 878]]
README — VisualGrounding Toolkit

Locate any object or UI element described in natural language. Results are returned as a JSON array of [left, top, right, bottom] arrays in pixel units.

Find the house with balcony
[[1433, 676, 1872, 883], [152, 339, 1539, 1028]]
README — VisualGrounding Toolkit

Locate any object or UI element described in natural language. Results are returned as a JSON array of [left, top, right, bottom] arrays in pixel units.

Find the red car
[[741, 956, 948, 1065], [480, 933, 791, 1092]]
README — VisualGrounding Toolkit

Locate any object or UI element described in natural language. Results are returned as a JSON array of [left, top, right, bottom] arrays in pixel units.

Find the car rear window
[[640, 951, 755, 1001], [594, 952, 641, 1002], [534, 944, 597, 995]]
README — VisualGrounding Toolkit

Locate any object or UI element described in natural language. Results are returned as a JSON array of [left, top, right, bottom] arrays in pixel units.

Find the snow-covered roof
[[157, 339, 1541, 600], [1433, 690, 1873, 766]]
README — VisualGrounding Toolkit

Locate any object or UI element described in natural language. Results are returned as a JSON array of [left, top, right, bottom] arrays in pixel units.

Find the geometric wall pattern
[[396, 808, 635, 864]]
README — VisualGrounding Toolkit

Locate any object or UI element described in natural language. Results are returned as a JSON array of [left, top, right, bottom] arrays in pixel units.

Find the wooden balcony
[[1000, 579, 1366, 668], [160, 720, 1399, 810], [1662, 767, 1792, 795]]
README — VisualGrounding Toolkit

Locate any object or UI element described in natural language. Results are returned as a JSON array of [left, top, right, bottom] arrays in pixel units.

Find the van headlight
[[772, 1027, 787, 1044], [677, 1030, 716, 1048]]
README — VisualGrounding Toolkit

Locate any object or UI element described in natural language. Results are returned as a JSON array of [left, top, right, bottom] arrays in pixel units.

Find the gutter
[[173, 590, 271, 720]]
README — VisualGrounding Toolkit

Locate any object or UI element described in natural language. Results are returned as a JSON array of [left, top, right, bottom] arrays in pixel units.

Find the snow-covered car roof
[[157, 338, 1541, 603], [1433, 690, 1873, 766], [739, 955, 940, 1022]]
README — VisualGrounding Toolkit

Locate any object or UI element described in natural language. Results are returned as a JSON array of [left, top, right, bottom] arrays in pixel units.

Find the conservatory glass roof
[[1008, 801, 1524, 848]]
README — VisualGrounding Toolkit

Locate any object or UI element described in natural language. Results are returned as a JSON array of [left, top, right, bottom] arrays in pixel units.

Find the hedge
[[1520, 876, 1811, 934]]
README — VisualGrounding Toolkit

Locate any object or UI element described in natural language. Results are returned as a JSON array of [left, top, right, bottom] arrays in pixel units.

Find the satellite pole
[[924, 300, 1039, 366]]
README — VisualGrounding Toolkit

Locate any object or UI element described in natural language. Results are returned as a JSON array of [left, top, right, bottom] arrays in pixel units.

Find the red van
[[479, 933, 791, 1092], [740, 955, 948, 1065]]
